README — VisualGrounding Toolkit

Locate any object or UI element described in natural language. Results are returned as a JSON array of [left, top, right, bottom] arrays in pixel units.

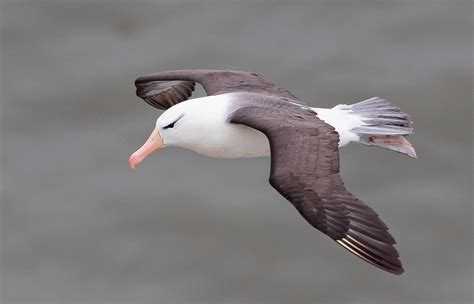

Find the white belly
[[190, 123, 271, 158]]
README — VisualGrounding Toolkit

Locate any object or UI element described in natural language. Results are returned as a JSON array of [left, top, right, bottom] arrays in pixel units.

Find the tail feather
[[354, 125, 413, 136], [346, 97, 416, 158], [351, 97, 397, 109], [312, 97, 417, 158], [350, 97, 413, 136]]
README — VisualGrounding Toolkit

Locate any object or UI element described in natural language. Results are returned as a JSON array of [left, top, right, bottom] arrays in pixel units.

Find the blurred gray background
[[1, 1, 472, 303]]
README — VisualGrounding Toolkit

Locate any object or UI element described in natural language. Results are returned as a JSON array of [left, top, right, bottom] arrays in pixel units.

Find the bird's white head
[[128, 97, 228, 169]]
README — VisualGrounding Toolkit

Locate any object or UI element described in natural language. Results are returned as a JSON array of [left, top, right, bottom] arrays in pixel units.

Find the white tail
[[313, 97, 417, 158]]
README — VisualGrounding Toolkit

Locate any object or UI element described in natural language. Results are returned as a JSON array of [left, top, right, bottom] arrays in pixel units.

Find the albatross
[[129, 69, 416, 275]]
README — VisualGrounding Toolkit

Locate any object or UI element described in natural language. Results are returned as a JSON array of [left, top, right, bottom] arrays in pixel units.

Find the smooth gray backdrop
[[1, 1, 472, 303]]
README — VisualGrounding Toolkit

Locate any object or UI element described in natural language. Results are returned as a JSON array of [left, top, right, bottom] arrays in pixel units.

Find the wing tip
[[336, 238, 404, 275]]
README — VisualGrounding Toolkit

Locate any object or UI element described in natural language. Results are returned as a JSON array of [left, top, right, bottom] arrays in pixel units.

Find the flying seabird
[[129, 70, 416, 275]]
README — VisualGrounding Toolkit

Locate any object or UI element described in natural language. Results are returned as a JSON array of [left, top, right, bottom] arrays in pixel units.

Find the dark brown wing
[[134, 70, 303, 110], [135, 80, 195, 110], [229, 104, 404, 275]]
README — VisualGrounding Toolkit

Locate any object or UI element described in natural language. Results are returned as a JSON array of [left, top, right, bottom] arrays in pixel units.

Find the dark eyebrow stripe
[[163, 114, 184, 129]]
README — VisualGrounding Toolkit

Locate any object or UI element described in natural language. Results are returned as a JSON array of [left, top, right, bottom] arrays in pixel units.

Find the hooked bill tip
[[128, 153, 138, 169]]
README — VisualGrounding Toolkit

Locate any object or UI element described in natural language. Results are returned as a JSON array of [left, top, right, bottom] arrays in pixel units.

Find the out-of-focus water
[[1, 1, 472, 303]]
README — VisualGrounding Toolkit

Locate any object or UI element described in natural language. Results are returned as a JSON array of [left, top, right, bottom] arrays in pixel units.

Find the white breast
[[205, 122, 271, 158], [173, 93, 270, 158]]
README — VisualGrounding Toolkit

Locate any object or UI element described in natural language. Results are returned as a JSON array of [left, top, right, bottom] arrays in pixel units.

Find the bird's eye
[[161, 114, 184, 130], [163, 121, 176, 129]]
